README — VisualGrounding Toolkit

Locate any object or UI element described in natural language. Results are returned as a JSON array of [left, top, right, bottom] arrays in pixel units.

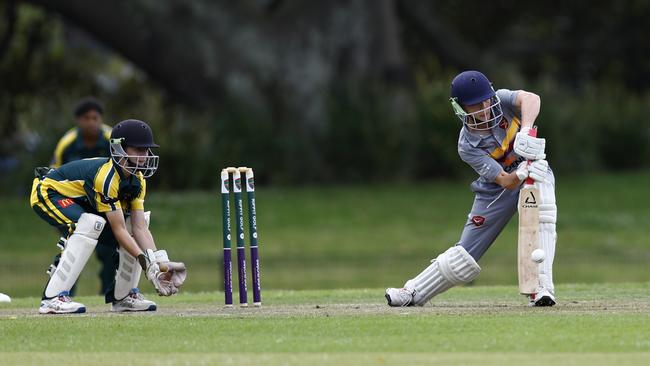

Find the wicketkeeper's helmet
[[110, 119, 159, 178]]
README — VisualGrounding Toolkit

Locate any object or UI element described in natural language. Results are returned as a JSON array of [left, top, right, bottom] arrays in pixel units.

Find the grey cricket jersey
[[457, 89, 525, 194], [454, 88, 555, 260]]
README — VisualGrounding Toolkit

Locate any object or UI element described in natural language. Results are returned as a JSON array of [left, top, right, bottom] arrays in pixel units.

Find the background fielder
[[51, 97, 112, 169], [386, 70, 557, 307]]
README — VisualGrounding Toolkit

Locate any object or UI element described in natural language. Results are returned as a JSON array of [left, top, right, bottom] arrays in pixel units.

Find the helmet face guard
[[450, 70, 503, 131], [450, 94, 503, 131], [110, 138, 159, 178]]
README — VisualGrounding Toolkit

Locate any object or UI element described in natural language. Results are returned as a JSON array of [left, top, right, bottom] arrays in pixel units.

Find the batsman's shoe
[[39, 291, 86, 314], [385, 287, 415, 307], [111, 288, 157, 312], [529, 288, 556, 307]]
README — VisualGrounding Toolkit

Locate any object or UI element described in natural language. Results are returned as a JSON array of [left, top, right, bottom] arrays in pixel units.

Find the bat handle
[[525, 127, 537, 185]]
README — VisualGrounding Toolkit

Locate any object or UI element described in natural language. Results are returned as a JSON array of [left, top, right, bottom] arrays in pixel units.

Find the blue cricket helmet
[[449, 71, 503, 131], [451, 71, 495, 105], [110, 119, 159, 148], [109, 119, 159, 178]]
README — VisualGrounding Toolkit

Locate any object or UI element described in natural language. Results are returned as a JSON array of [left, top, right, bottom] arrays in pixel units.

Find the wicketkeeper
[[31, 119, 187, 314], [386, 71, 557, 307], [50, 97, 115, 296]]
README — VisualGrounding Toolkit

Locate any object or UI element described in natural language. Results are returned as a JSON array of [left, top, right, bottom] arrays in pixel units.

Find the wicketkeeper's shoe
[[529, 288, 556, 307], [111, 288, 157, 312], [39, 291, 86, 314], [385, 287, 415, 307], [0, 292, 11, 303]]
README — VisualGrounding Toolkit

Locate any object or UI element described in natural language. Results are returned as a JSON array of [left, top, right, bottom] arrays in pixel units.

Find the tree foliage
[[1, 1, 649, 193]]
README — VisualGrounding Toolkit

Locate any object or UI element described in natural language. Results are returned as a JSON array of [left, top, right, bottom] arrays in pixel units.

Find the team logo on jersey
[[57, 198, 75, 209], [98, 193, 119, 205], [498, 118, 508, 130], [471, 215, 486, 227]]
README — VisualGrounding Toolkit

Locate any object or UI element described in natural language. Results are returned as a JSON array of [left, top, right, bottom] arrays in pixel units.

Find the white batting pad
[[45, 213, 105, 298], [536, 178, 557, 224], [405, 246, 481, 306], [114, 246, 142, 299], [536, 178, 557, 293], [115, 212, 151, 299], [73, 212, 106, 239]]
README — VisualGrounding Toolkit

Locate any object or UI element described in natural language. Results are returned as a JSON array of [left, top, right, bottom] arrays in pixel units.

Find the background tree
[[1, 0, 649, 192]]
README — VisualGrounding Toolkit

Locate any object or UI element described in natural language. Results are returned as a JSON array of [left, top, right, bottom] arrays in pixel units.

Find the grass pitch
[[1, 283, 649, 365], [1, 172, 649, 364]]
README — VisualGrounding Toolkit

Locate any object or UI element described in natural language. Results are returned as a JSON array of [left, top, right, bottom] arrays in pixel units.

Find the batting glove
[[528, 159, 549, 183], [514, 126, 546, 160], [516, 161, 529, 181]]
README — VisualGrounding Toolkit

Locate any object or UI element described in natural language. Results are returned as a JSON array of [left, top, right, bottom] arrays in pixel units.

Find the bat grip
[[525, 127, 537, 185]]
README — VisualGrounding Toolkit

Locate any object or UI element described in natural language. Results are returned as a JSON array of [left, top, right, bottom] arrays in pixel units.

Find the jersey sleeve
[[130, 175, 146, 210], [458, 143, 503, 182], [101, 124, 113, 141], [496, 89, 520, 116], [93, 166, 121, 212]]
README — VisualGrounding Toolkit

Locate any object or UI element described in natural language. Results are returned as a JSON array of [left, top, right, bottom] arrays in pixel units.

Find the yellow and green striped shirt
[[31, 157, 146, 213], [51, 124, 112, 168]]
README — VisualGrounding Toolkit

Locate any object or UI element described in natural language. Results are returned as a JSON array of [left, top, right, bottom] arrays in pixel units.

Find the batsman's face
[[464, 98, 493, 122], [76, 110, 103, 137]]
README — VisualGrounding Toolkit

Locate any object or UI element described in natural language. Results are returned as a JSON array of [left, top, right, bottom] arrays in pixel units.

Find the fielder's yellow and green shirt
[[51, 124, 112, 168], [31, 157, 146, 215]]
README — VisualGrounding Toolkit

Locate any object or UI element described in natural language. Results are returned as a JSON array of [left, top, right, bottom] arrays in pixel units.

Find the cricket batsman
[[385, 70, 557, 307], [31, 119, 187, 314]]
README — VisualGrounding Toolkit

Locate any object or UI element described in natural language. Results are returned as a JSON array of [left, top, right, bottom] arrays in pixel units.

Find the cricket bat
[[518, 127, 540, 295]]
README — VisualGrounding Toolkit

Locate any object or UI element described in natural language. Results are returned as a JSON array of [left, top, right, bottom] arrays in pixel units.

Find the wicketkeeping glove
[[138, 249, 175, 296], [153, 250, 187, 294], [158, 262, 187, 291]]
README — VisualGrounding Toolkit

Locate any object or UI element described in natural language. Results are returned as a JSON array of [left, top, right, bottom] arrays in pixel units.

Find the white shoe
[[385, 287, 415, 307], [529, 288, 556, 307], [0, 292, 11, 303], [111, 288, 157, 312], [39, 292, 86, 314]]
